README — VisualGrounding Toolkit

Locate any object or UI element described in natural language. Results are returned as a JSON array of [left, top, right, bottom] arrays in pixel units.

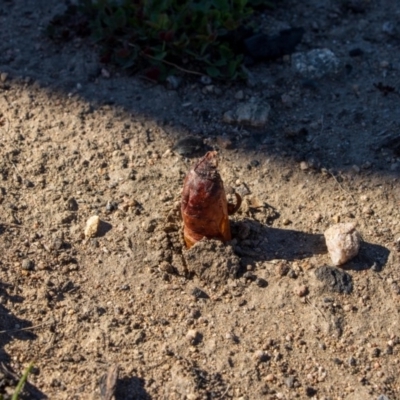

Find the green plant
[[76, 0, 255, 80], [0, 362, 34, 400]]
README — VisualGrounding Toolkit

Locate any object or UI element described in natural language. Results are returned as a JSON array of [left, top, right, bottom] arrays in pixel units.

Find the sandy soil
[[0, 0, 400, 399]]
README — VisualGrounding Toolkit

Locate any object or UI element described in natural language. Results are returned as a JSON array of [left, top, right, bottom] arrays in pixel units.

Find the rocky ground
[[0, 0, 400, 399]]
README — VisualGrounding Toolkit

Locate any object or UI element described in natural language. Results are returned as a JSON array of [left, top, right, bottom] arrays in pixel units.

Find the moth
[[181, 151, 241, 248]]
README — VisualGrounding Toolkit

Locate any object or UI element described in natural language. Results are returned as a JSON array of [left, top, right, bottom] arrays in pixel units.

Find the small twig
[[128, 43, 204, 76], [327, 170, 357, 203], [305, 297, 328, 322], [0, 222, 22, 228], [99, 364, 119, 400], [145, 54, 204, 76], [0, 321, 54, 334], [221, 384, 231, 398]]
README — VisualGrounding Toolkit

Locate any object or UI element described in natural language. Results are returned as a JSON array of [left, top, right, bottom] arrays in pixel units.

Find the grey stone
[[292, 48, 340, 78], [223, 99, 271, 128], [284, 376, 295, 388], [314, 265, 353, 294], [21, 259, 34, 271]]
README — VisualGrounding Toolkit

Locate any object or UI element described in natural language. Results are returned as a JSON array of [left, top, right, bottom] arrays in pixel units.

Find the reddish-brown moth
[[181, 151, 241, 248]]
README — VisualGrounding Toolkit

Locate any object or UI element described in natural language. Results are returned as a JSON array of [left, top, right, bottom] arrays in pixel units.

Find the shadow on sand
[[0, 282, 47, 399], [232, 218, 390, 271]]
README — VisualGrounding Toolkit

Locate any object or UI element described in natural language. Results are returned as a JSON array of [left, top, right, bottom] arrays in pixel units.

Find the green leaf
[[206, 66, 221, 78], [12, 362, 34, 400], [151, 51, 167, 60]]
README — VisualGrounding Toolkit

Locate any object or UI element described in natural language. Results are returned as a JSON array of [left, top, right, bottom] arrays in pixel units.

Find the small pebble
[[305, 387, 317, 397], [371, 348, 381, 358], [300, 161, 309, 170], [377, 395, 390, 400], [253, 350, 269, 362], [166, 75, 182, 90], [283, 218, 291, 226], [277, 262, 290, 276], [380, 60, 390, 69], [255, 278, 268, 288], [159, 261, 174, 274], [21, 259, 34, 271], [186, 329, 201, 345], [324, 222, 361, 266], [265, 374, 275, 382], [200, 75, 212, 85], [288, 269, 298, 279], [382, 21, 396, 36], [234, 90, 244, 100], [314, 213, 322, 223], [362, 206, 374, 215], [348, 356, 356, 366], [294, 285, 308, 297], [0, 72, 8, 82], [84, 215, 101, 238], [190, 287, 209, 299], [105, 200, 118, 212], [284, 376, 295, 388]]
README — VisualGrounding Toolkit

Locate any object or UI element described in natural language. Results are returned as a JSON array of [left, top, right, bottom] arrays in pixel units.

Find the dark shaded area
[[223, 26, 304, 64], [343, 241, 390, 272], [243, 27, 305, 63], [232, 218, 390, 274], [98, 220, 113, 237], [0, 0, 398, 181], [172, 136, 212, 158], [377, 133, 400, 156], [0, 283, 46, 399], [114, 376, 152, 400], [232, 219, 326, 263], [314, 265, 353, 294]]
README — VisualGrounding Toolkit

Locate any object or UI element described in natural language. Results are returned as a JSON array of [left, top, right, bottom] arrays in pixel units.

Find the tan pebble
[[324, 222, 361, 266], [283, 218, 291, 226], [265, 374, 275, 382], [332, 214, 341, 223], [300, 161, 309, 170], [0, 72, 8, 82], [362, 206, 374, 215], [84, 215, 101, 238]]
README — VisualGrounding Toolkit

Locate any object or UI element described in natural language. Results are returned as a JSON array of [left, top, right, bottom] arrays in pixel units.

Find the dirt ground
[[1, 0, 400, 399]]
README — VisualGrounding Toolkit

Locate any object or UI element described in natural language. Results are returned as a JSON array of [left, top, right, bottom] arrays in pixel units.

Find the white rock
[[324, 223, 361, 266], [84, 215, 101, 238], [223, 99, 271, 128], [292, 48, 340, 78]]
